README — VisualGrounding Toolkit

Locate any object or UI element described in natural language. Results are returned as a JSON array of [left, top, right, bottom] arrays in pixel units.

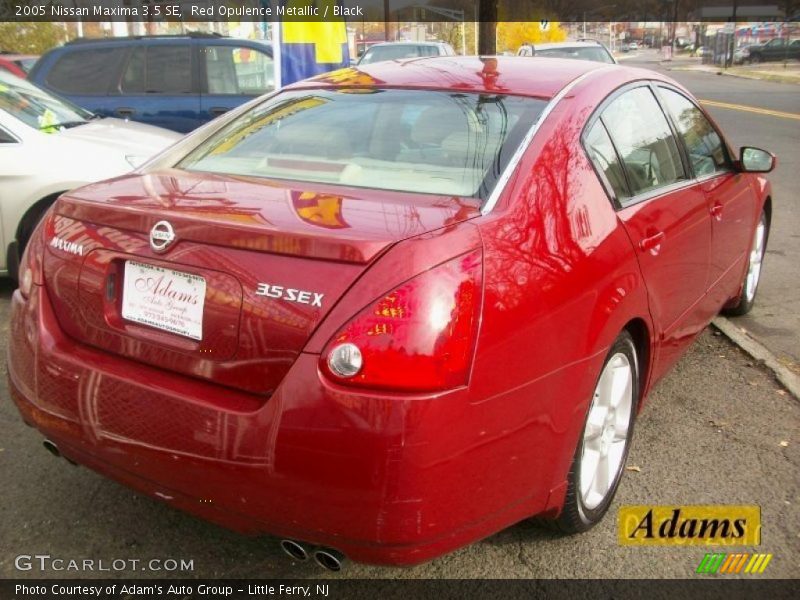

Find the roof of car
[[294, 55, 614, 99]]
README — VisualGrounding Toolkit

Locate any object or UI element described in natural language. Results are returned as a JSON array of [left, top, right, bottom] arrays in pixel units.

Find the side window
[[659, 87, 730, 177], [585, 120, 629, 201], [121, 46, 192, 94], [46, 48, 126, 95], [205, 46, 274, 95], [601, 86, 686, 198]]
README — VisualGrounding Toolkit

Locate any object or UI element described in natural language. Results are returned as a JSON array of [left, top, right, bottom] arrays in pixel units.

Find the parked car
[[628, 41, 639, 51], [0, 70, 180, 279], [691, 45, 713, 58], [517, 40, 616, 64], [0, 53, 38, 78], [357, 41, 455, 65], [739, 38, 800, 63], [28, 33, 274, 133], [8, 56, 774, 567]]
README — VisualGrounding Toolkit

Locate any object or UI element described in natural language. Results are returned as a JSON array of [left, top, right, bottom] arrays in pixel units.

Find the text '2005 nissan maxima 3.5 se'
[[7, 56, 775, 567]]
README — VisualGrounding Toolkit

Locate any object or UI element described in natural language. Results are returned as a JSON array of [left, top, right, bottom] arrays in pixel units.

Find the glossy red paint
[[7, 56, 771, 565]]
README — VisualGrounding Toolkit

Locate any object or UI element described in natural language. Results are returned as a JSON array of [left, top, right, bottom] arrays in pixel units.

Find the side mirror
[[739, 146, 776, 173]]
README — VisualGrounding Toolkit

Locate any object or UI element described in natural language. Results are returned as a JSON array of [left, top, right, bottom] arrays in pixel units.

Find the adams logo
[[619, 505, 761, 546]]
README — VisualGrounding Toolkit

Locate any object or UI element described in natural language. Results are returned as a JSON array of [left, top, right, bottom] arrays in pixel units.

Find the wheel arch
[[623, 317, 652, 411]]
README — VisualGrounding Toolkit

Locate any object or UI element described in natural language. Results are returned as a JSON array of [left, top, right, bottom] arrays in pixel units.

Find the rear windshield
[[536, 47, 614, 64], [177, 89, 545, 199], [360, 45, 440, 64]]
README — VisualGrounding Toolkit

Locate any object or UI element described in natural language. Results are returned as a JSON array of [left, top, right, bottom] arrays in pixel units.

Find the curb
[[712, 316, 800, 400], [667, 64, 800, 85]]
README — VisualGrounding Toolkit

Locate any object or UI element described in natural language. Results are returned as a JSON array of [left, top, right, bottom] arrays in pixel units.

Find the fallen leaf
[[776, 390, 787, 396], [748, 380, 758, 386], [779, 441, 789, 448], [626, 465, 642, 472]]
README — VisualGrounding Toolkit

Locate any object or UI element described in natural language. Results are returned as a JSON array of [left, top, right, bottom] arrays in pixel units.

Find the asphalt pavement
[[1, 57, 798, 580]]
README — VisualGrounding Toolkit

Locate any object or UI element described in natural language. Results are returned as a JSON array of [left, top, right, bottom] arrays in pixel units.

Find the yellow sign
[[619, 505, 761, 546]]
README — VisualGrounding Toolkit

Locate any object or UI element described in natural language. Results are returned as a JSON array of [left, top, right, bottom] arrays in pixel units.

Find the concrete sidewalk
[[667, 61, 800, 85]]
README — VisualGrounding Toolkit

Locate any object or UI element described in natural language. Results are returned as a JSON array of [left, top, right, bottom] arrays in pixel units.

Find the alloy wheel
[[579, 353, 634, 510]]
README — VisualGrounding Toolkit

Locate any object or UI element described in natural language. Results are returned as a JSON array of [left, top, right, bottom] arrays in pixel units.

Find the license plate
[[121, 261, 206, 340]]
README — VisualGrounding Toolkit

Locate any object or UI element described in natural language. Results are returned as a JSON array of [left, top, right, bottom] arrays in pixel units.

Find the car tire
[[723, 209, 769, 317], [551, 331, 639, 533], [750, 54, 762, 64]]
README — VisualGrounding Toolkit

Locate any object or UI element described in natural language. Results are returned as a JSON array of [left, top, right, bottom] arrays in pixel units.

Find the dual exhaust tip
[[280, 540, 344, 572], [43, 440, 342, 570]]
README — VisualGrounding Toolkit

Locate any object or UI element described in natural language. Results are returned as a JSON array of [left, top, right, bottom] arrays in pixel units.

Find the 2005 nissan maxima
[[8, 56, 774, 567]]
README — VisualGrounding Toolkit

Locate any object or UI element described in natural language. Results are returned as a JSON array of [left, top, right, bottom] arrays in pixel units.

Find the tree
[[0, 22, 63, 54], [497, 22, 568, 53]]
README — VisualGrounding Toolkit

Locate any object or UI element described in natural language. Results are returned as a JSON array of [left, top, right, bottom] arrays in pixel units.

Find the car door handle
[[209, 107, 229, 116], [115, 107, 135, 118], [639, 231, 665, 252], [710, 203, 723, 219]]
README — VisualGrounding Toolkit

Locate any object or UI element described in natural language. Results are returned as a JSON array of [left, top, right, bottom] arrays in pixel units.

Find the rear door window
[[46, 47, 126, 95], [120, 45, 193, 94], [585, 120, 629, 201], [600, 86, 686, 201]]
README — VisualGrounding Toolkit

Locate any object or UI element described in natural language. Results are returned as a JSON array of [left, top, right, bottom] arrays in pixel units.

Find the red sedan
[[7, 56, 774, 568]]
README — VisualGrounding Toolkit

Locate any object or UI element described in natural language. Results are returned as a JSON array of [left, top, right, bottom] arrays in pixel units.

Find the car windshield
[[0, 71, 92, 132], [177, 88, 545, 200], [536, 47, 614, 64], [360, 45, 440, 64]]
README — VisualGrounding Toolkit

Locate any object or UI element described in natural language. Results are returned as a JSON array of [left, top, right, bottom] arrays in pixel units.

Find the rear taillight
[[321, 249, 483, 392], [19, 210, 52, 298]]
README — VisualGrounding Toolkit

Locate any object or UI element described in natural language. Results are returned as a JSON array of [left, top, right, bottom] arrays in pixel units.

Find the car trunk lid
[[42, 169, 480, 395]]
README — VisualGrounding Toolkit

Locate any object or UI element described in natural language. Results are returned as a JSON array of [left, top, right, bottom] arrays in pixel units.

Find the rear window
[[360, 45, 441, 64], [46, 47, 126, 94], [536, 47, 614, 64], [177, 89, 545, 199]]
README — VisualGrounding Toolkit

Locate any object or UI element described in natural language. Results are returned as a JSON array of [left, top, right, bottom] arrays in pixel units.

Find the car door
[[763, 38, 785, 61], [199, 42, 275, 123], [657, 86, 758, 309], [586, 85, 713, 378], [114, 43, 202, 133]]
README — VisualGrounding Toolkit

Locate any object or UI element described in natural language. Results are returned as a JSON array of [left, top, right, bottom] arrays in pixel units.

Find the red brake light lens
[[321, 249, 483, 392]]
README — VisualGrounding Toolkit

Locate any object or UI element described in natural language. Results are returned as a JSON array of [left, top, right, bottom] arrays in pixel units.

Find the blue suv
[[29, 33, 274, 133]]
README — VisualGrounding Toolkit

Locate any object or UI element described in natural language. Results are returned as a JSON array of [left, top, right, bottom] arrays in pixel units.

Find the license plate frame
[[121, 261, 206, 340]]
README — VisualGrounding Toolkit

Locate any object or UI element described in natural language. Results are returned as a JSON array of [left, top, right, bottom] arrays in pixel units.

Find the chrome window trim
[[481, 68, 610, 216]]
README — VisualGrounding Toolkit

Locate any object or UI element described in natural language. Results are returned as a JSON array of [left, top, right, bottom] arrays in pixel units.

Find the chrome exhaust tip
[[313, 548, 345, 572], [280, 539, 309, 562], [42, 439, 60, 458]]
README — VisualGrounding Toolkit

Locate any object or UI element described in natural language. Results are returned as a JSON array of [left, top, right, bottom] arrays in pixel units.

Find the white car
[[0, 71, 181, 278]]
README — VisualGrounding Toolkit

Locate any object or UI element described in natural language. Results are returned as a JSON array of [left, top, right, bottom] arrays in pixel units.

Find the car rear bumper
[[7, 284, 554, 565]]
